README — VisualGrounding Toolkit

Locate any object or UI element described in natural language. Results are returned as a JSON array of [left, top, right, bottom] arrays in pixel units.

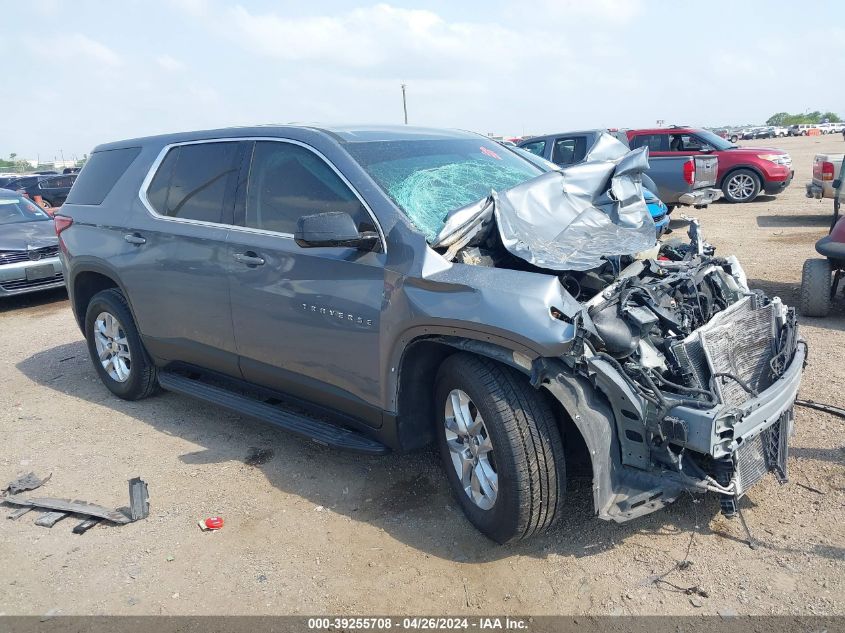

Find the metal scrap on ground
[[2, 477, 149, 532], [3, 472, 52, 495]]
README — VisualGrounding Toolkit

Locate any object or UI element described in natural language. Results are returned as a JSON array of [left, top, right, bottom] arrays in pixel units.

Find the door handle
[[124, 233, 146, 245], [233, 251, 265, 266]]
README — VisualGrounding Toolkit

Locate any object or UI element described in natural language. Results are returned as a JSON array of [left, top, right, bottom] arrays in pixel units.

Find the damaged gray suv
[[57, 126, 805, 543]]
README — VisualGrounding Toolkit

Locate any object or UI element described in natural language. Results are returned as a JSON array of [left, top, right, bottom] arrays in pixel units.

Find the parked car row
[[519, 125, 793, 204], [0, 173, 77, 209], [788, 122, 845, 136], [734, 126, 786, 139]]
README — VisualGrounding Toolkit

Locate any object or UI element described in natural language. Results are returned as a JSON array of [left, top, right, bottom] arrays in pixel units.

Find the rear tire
[[722, 169, 761, 203], [434, 353, 565, 543], [799, 259, 832, 317], [84, 288, 158, 400]]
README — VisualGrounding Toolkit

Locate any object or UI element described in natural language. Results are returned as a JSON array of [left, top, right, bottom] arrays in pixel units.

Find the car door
[[116, 140, 247, 376], [227, 139, 386, 427]]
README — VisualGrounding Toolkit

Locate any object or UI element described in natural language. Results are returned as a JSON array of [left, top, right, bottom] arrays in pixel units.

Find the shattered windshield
[[345, 139, 542, 240]]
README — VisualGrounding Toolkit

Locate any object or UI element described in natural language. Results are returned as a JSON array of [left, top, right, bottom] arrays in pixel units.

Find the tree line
[[766, 111, 842, 126]]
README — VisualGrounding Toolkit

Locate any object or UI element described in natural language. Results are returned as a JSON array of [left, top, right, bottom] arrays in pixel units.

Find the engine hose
[[633, 366, 714, 412], [710, 372, 758, 397], [587, 348, 662, 407], [795, 399, 845, 420], [652, 372, 716, 400]]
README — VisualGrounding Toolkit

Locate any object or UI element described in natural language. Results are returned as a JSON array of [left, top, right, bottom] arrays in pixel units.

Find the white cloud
[[225, 3, 569, 78], [57, 34, 122, 67], [168, 0, 208, 16], [156, 54, 186, 72]]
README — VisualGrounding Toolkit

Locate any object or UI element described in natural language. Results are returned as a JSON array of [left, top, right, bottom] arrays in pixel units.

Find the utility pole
[[60, 149, 65, 164], [401, 83, 408, 125]]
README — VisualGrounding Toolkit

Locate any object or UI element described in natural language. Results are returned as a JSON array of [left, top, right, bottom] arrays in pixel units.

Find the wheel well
[[719, 165, 764, 189], [394, 338, 592, 468], [394, 340, 456, 451], [72, 271, 119, 330]]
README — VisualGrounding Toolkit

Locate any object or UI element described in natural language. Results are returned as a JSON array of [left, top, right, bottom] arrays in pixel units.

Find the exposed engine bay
[[436, 205, 802, 519]]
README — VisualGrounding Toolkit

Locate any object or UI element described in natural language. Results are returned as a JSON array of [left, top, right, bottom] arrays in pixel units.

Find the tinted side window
[[245, 141, 370, 235], [668, 134, 703, 151], [552, 137, 587, 166], [147, 142, 239, 223], [631, 134, 668, 152], [520, 140, 546, 157], [65, 147, 141, 205]]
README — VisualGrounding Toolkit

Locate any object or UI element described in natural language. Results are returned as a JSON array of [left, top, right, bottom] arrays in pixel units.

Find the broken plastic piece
[[4, 472, 51, 495], [128, 477, 149, 521], [7, 507, 33, 520], [72, 517, 101, 534], [5, 495, 131, 524], [34, 511, 68, 528], [3, 476, 149, 525]]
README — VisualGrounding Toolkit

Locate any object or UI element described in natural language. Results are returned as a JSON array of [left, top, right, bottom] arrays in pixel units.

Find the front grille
[[0, 272, 63, 291], [0, 246, 59, 265], [735, 411, 790, 496]]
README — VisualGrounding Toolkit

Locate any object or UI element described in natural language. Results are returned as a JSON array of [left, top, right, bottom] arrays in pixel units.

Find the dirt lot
[[0, 134, 843, 617]]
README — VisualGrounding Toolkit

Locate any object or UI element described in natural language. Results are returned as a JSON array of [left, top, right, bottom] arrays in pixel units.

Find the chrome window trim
[[137, 136, 387, 251]]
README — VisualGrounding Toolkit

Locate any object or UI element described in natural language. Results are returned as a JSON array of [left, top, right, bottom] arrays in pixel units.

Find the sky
[[1, 0, 843, 161]]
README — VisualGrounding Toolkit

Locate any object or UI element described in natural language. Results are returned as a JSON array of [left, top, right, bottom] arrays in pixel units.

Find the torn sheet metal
[[128, 477, 149, 521], [3, 472, 51, 495], [72, 517, 102, 534], [434, 143, 656, 271], [35, 511, 69, 528], [3, 476, 149, 526], [5, 495, 132, 524]]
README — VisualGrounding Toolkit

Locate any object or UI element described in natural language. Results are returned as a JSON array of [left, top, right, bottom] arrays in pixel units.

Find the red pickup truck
[[626, 127, 793, 203]]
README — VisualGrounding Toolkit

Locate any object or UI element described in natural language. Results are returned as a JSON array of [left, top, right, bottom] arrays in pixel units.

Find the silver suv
[[56, 125, 805, 543]]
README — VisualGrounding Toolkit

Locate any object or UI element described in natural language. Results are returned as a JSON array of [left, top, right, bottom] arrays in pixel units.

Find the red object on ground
[[204, 516, 224, 530]]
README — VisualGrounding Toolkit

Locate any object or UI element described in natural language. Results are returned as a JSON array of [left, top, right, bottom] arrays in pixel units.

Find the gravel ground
[[0, 134, 843, 617]]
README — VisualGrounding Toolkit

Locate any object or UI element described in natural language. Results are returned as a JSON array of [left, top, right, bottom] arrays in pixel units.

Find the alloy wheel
[[93, 311, 132, 382], [444, 389, 498, 510], [727, 174, 756, 201]]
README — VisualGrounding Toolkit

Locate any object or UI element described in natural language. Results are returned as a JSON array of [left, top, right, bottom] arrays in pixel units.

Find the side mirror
[[294, 212, 379, 251], [834, 178, 842, 190]]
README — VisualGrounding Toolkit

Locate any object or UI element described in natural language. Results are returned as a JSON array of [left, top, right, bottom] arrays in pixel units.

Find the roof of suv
[[92, 124, 483, 153]]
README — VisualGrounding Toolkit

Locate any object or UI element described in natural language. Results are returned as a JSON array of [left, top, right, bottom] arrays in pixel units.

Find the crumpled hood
[[0, 220, 57, 251], [433, 137, 656, 271]]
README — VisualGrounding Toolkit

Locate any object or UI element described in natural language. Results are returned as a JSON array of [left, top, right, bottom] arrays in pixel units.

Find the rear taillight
[[821, 161, 835, 181], [54, 215, 73, 236], [683, 160, 695, 185]]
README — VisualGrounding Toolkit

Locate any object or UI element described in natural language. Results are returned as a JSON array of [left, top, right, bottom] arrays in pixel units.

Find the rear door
[[116, 140, 246, 376], [227, 139, 386, 426]]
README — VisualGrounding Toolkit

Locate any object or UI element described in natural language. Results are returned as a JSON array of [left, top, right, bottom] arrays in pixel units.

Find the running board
[[157, 371, 389, 455]]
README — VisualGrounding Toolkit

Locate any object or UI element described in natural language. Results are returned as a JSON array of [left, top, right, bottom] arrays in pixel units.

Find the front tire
[[84, 288, 158, 400], [434, 353, 565, 543], [722, 169, 761, 203], [799, 259, 832, 317]]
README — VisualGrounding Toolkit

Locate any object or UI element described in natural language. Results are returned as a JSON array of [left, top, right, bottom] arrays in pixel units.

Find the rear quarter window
[[65, 147, 142, 205]]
